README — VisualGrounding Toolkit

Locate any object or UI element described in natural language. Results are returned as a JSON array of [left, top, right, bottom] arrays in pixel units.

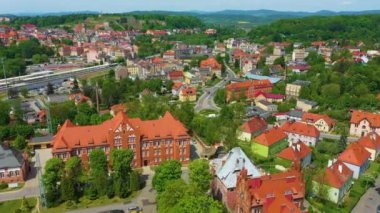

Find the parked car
[[127, 206, 142, 213], [377, 205, 380, 213], [98, 210, 124, 213]]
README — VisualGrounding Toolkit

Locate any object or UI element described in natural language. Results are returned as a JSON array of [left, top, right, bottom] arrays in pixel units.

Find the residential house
[[69, 93, 92, 106], [292, 48, 307, 62], [277, 141, 312, 168], [200, 57, 222, 77], [245, 106, 271, 119], [171, 82, 184, 96], [285, 80, 310, 99], [51, 111, 191, 167], [115, 66, 129, 80], [286, 110, 304, 122], [282, 121, 320, 147], [357, 132, 380, 161], [349, 110, 380, 137], [301, 112, 335, 133], [254, 91, 284, 103], [296, 99, 318, 112], [0, 145, 29, 184], [226, 80, 273, 102], [163, 50, 175, 60], [252, 126, 288, 158], [167, 70, 184, 82], [235, 169, 305, 213], [238, 116, 268, 141], [338, 142, 371, 179], [255, 100, 277, 112], [313, 159, 353, 204], [211, 147, 261, 210], [179, 87, 196, 102]]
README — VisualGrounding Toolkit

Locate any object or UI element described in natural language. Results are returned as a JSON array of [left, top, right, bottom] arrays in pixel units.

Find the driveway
[[352, 175, 380, 213], [0, 149, 52, 202], [68, 167, 157, 213]]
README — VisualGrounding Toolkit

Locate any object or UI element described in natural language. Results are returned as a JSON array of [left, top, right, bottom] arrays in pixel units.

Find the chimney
[[338, 164, 343, 173], [327, 160, 333, 168]]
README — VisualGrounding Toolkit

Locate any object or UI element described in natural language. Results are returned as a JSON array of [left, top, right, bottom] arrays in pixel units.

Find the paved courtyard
[[352, 175, 380, 213]]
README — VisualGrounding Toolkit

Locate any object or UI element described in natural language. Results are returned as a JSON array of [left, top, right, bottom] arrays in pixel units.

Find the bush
[[0, 182, 8, 190]]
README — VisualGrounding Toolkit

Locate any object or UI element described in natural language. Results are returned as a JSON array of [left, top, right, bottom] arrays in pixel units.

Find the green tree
[[321, 83, 341, 99], [89, 149, 108, 198], [214, 89, 226, 106], [172, 194, 224, 213], [153, 160, 182, 193], [338, 134, 347, 152], [157, 179, 189, 213], [71, 78, 81, 94], [188, 159, 212, 193], [111, 149, 134, 197], [43, 158, 64, 207], [273, 56, 285, 67], [130, 170, 140, 192], [0, 101, 10, 125], [46, 82, 54, 95], [20, 88, 29, 98], [61, 157, 82, 202], [12, 135, 27, 150], [19, 196, 31, 212]]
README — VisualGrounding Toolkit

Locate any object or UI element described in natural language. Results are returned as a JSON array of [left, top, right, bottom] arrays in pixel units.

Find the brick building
[[51, 112, 191, 167], [226, 80, 273, 102], [235, 169, 306, 213], [0, 145, 29, 184]]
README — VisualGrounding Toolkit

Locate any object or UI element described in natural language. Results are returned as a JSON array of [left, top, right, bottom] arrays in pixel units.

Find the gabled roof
[[338, 142, 371, 166], [255, 91, 285, 100], [350, 110, 380, 127], [239, 117, 268, 134], [226, 80, 273, 91], [322, 160, 353, 189], [52, 111, 188, 152], [302, 112, 335, 126], [281, 121, 320, 138], [212, 147, 261, 189], [200, 57, 221, 70], [357, 132, 380, 150], [0, 145, 24, 169], [180, 87, 196, 97], [254, 126, 287, 146], [277, 141, 312, 161]]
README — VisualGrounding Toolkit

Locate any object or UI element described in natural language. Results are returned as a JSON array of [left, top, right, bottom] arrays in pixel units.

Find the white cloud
[[341, 1, 353, 5]]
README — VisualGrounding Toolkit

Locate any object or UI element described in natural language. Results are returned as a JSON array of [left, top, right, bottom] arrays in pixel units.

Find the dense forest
[[248, 15, 380, 47]]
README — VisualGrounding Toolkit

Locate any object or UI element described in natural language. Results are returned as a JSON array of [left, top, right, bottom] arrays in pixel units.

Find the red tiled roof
[[240, 117, 268, 134], [110, 103, 127, 113], [168, 70, 183, 78], [357, 132, 380, 150], [245, 170, 304, 213], [255, 91, 285, 100], [181, 87, 196, 97], [281, 121, 320, 138], [322, 160, 353, 189], [226, 80, 273, 92], [200, 57, 221, 70], [277, 141, 311, 161], [52, 111, 188, 152], [254, 126, 287, 146], [338, 142, 371, 166], [302, 112, 335, 126], [350, 110, 380, 127], [172, 82, 183, 91]]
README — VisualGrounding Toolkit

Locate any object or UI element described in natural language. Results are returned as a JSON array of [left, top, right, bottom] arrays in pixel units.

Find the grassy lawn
[[0, 183, 25, 193], [205, 78, 222, 87], [41, 191, 139, 213], [0, 197, 37, 213]]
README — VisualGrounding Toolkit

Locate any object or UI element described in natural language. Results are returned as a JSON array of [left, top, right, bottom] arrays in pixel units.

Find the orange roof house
[[200, 57, 222, 77], [235, 169, 305, 213], [313, 159, 353, 203], [238, 116, 268, 141], [252, 126, 288, 158], [338, 142, 370, 179], [179, 87, 196, 102], [357, 132, 380, 160], [69, 93, 92, 106], [301, 112, 335, 132], [349, 110, 380, 137], [277, 141, 312, 168], [226, 80, 273, 102], [282, 121, 320, 147], [167, 70, 184, 82], [51, 111, 190, 168], [110, 103, 127, 117]]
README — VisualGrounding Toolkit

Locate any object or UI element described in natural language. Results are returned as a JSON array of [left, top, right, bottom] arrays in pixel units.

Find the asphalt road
[[352, 175, 380, 213], [194, 61, 236, 113]]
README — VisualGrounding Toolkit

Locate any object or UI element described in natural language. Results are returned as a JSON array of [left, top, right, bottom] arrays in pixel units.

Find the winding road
[[194, 61, 237, 113]]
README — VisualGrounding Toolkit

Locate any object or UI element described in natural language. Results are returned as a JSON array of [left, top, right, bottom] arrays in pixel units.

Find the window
[[15, 170, 20, 176], [9, 171, 14, 177], [0, 173, 4, 178]]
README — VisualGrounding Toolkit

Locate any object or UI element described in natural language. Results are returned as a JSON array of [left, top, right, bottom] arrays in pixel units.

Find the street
[[352, 175, 380, 213], [194, 61, 236, 112]]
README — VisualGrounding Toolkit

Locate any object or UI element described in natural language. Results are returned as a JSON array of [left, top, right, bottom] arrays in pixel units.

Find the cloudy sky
[[0, 0, 379, 14]]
